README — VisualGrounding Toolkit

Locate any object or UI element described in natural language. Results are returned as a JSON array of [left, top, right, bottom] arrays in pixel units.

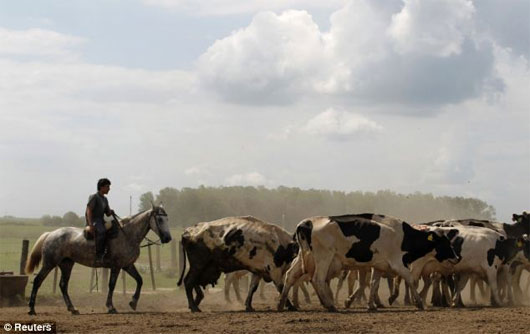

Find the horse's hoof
[[129, 301, 137, 311], [70, 309, 80, 315], [108, 308, 118, 314], [245, 307, 255, 312], [28, 310, 36, 316], [190, 308, 202, 313], [367, 306, 378, 312]]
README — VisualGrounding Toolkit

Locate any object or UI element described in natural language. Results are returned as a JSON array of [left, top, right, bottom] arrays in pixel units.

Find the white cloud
[[195, 0, 500, 108], [388, 0, 475, 57], [225, 172, 271, 186], [197, 10, 327, 104], [0, 27, 84, 60], [142, 0, 346, 16], [301, 108, 382, 140]]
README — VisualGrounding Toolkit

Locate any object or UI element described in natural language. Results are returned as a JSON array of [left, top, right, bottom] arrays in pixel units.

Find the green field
[[0, 219, 193, 298]]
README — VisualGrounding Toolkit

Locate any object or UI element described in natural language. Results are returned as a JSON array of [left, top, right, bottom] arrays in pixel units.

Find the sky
[[0, 0, 528, 222]]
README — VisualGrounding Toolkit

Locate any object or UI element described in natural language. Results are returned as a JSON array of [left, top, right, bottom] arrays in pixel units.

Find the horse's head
[[149, 204, 172, 244]]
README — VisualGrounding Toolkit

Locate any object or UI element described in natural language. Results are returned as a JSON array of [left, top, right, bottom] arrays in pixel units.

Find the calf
[[278, 214, 459, 311], [178, 216, 298, 312]]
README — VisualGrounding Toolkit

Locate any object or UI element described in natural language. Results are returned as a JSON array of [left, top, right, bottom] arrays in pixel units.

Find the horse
[[25, 205, 172, 315]]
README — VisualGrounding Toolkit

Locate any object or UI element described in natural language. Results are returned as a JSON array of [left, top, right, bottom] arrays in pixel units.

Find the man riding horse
[[86, 178, 115, 264]]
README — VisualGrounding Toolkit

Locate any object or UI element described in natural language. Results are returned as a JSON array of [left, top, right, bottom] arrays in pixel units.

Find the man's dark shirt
[[86, 193, 110, 224]]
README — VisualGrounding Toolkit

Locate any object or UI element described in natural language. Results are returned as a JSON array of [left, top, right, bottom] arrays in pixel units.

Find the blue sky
[[0, 0, 528, 222]]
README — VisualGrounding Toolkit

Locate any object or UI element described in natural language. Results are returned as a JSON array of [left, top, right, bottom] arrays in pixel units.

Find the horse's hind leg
[[123, 264, 143, 311], [105, 267, 120, 313], [58, 259, 79, 315], [28, 265, 54, 315]]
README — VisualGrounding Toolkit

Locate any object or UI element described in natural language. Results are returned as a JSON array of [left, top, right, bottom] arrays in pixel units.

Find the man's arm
[[86, 206, 95, 232]]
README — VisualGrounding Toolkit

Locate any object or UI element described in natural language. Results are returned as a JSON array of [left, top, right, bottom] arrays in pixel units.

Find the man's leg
[[94, 219, 107, 261]]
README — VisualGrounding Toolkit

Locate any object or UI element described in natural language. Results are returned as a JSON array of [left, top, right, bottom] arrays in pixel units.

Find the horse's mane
[[121, 209, 150, 225]]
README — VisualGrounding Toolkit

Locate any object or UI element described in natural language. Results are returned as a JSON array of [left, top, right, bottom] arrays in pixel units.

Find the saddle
[[83, 218, 121, 240]]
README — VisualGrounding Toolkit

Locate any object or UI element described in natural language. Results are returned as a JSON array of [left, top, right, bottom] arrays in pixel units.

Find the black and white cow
[[278, 214, 459, 311], [177, 216, 298, 312], [410, 221, 530, 307]]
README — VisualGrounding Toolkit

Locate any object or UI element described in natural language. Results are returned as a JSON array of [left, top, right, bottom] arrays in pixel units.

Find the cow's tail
[[295, 220, 313, 274], [25, 232, 50, 274], [177, 236, 187, 286]]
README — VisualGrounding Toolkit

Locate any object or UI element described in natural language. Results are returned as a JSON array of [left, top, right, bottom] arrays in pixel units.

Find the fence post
[[147, 245, 156, 290], [170, 239, 177, 270], [20, 240, 29, 275], [122, 271, 126, 295], [102, 268, 109, 293], [156, 245, 161, 272], [52, 267, 58, 294]]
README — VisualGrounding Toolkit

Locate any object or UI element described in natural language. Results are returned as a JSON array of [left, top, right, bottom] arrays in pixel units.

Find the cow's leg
[[511, 264, 524, 304], [419, 275, 432, 306], [194, 285, 205, 306], [367, 269, 382, 311], [335, 270, 347, 302], [105, 267, 120, 314], [469, 275, 477, 304], [278, 256, 304, 311], [347, 270, 356, 297], [431, 275, 441, 306], [345, 270, 366, 308], [486, 269, 502, 307], [258, 280, 265, 300], [451, 274, 468, 308], [244, 274, 260, 312], [122, 264, 143, 311], [292, 281, 300, 308], [388, 276, 401, 305], [224, 274, 232, 303], [441, 276, 453, 307], [28, 264, 54, 315], [392, 266, 424, 310], [311, 253, 337, 312], [184, 270, 201, 312], [300, 281, 311, 304], [234, 275, 244, 303], [58, 259, 79, 315]]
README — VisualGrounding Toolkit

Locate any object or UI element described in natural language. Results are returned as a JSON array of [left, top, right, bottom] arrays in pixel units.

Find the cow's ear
[[447, 229, 459, 240]]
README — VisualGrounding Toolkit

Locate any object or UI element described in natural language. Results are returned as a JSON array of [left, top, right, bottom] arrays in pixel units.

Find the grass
[[0, 219, 204, 298]]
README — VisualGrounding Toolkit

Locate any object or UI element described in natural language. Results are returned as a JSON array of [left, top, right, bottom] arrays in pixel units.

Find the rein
[[113, 211, 162, 248]]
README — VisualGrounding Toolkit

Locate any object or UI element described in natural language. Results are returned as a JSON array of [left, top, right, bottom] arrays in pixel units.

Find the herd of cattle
[[178, 211, 530, 312]]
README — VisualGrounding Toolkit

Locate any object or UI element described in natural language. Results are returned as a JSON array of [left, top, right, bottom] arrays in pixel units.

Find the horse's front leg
[[123, 264, 143, 311], [106, 267, 120, 313]]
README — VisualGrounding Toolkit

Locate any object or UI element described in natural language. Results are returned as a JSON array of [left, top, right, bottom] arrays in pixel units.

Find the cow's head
[[513, 211, 529, 225], [429, 228, 461, 264]]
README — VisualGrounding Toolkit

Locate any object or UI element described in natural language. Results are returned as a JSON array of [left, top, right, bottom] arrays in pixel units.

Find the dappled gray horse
[[25, 205, 172, 315]]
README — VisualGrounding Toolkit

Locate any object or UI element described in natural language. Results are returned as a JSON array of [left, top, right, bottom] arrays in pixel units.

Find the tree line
[[138, 186, 497, 232]]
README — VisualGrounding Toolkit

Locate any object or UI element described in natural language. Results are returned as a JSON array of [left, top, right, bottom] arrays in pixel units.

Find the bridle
[[112, 208, 167, 248], [141, 208, 167, 247]]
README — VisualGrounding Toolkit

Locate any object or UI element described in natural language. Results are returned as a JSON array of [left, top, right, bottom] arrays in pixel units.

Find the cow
[[408, 222, 530, 307], [177, 216, 298, 312], [278, 213, 460, 312]]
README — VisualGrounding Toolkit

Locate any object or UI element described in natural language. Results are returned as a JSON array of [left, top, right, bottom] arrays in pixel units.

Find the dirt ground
[[2, 285, 530, 334]]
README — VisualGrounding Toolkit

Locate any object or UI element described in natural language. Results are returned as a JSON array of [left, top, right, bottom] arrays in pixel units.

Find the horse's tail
[[25, 232, 50, 274], [177, 236, 187, 286]]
